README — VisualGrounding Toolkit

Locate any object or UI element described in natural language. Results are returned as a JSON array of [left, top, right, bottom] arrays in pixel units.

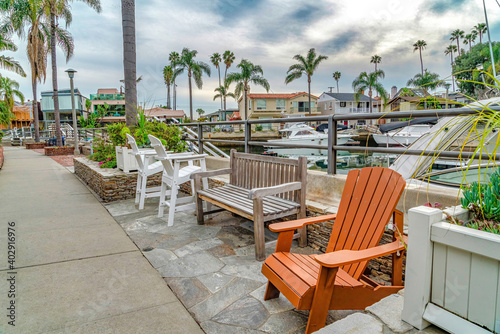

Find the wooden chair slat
[[267, 255, 312, 294]]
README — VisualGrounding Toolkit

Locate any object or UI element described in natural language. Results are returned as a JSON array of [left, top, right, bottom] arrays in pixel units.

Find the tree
[[46, 0, 101, 146], [451, 29, 465, 56], [285, 48, 328, 116], [370, 55, 382, 72], [210, 52, 222, 110], [407, 70, 442, 109], [168, 51, 181, 110], [464, 32, 477, 53], [226, 59, 270, 120], [85, 98, 92, 113], [0, 101, 14, 128], [121, 0, 136, 127], [445, 45, 458, 91], [177, 48, 211, 120], [352, 70, 387, 113], [162, 65, 173, 109], [2, 0, 49, 142], [413, 40, 427, 75], [0, 76, 24, 112], [213, 82, 236, 116], [473, 23, 487, 44], [332, 71, 341, 93], [223, 50, 235, 82], [196, 108, 205, 118], [0, 34, 26, 77]]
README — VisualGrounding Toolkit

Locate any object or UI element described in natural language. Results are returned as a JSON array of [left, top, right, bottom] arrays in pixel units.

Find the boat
[[265, 123, 353, 156], [372, 124, 432, 146]]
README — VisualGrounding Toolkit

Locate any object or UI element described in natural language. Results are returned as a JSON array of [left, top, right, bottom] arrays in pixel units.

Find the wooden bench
[[191, 150, 307, 261]]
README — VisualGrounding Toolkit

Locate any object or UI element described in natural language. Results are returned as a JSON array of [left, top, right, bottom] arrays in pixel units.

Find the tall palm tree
[[177, 48, 211, 120], [213, 82, 236, 117], [450, 29, 465, 56], [463, 32, 477, 52], [0, 34, 26, 77], [332, 71, 341, 93], [2, 0, 49, 142], [163, 65, 173, 109], [0, 76, 24, 111], [121, 0, 136, 127], [407, 70, 442, 109], [226, 59, 270, 120], [413, 40, 427, 75], [285, 48, 328, 116], [445, 45, 458, 91], [46, 0, 101, 145], [473, 23, 487, 44], [169, 51, 180, 110], [370, 55, 382, 72], [352, 70, 387, 113], [223, 50, 235, 82], [210, 52, 222, 110]]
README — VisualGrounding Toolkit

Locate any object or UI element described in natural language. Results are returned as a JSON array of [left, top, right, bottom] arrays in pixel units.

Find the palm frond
[[285, 71, 302, 84], [251, 75, 270, 92], [0, 55, 26, 76]]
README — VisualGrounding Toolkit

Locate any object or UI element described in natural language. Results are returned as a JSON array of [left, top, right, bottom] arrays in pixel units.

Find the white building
[[317, 92, 376, 126]]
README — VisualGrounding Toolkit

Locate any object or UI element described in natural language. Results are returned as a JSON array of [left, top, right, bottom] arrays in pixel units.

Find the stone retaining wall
[[74, 157, 162, 202], [45, 146, 76, 156], [26, 143, 46, 149]]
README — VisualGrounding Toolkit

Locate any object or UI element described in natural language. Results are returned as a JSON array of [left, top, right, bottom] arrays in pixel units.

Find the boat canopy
[[379, 117, 438, 133], [316, 123, 348, 133]]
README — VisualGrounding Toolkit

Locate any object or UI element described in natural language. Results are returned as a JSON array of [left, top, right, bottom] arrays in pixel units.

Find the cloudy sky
[[2, 0, 500, 113]]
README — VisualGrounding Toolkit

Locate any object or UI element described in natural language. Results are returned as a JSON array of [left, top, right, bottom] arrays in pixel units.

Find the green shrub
[[143, 121, 186, 152], [90, 137, 116, 168], [0, 131, 4, 142], [107, 123, 130, 147], [255, 125, 263, 131]]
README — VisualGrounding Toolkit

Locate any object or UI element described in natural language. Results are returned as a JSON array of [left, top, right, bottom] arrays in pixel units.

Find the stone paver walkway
[[0, 147, 202, 333]]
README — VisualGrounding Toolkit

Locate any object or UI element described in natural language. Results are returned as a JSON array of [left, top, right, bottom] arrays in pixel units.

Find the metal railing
[[175, 105, 500, 175]]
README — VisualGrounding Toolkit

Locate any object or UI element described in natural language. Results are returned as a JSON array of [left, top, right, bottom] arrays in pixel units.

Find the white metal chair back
[[148, 135, 175, 175], [126, 133, 145, 170]]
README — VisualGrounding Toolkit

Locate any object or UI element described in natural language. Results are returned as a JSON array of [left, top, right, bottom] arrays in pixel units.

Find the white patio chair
[[148, 135, 209, 226], [126, 133, 164, 210]]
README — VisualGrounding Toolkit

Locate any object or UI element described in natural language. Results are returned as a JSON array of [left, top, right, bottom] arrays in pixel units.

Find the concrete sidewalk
[[0, 147, 202, 333]]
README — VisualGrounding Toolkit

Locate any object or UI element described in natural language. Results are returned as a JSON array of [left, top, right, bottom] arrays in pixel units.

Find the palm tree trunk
[[188, 70, 193, 120], [121, 0, 138, 127], [223, 96, 226, 120], [308, 76, 311, 117], [369, 89, 373, 113], [50, 5, 62, 147], [419, 49, 424, 75], [457, 40, 460, 56], [167, 84, 171, 109], [173, 80, 176, 110], [451, 54, 455, 92], [218, 67, 222, 111], [32, 81, 39, 142], [244, 86, 248, 121], [480, 33, 482, 44], [336, 80, 339, 93]]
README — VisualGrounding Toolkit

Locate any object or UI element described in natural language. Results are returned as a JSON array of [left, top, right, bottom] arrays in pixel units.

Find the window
[[340, 102, 346, 107], [276, 99, 285, 110], [256, 99, 266, 110], [248, 100, 252, 110]]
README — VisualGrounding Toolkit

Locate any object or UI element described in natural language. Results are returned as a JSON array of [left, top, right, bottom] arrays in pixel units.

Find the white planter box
[[402, 205, 500, 333], [115, 146, 138, 173]]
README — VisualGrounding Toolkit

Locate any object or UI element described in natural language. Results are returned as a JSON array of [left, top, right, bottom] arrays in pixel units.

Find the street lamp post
[[65, 68, 79, 155]]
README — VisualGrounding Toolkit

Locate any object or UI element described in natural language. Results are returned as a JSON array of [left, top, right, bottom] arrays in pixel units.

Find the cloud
[[428, 0, 468, 14]]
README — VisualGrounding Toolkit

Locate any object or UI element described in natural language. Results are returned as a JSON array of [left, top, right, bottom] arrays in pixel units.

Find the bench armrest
[[248, 182, 302, 199], [190, 168, 232, 180], [269, 214, 337, 232], [314, 237, 407, 268]]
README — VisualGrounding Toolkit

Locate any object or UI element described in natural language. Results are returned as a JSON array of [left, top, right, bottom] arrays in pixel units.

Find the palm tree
[[407, 70, 442, 109], [213, 82, 236, 117], [413, 40, 427, 75], [121, 0, 136, 127], [163, 65, 173, 109], [463, 32, 477, 52], [285, 48, 328, 116], [444, 45, 458, 91], [177, 48, 211, 120], [210, 52, 222, 110], [0, 102, 13, 128], [0, 34, 26, 77], [371, 55, 382, 96], [2, 0, 49, 142], [226, 59, 270, 120], [0, 77, 24, 111], [332, 71, 341, 93], [223, 50, 235, 82], [45, 0, 101, 145], [352, 70, 387, 113], [473, 23, 487, 44], [450, 29, 465, 56], [169, 51, 180, 110]]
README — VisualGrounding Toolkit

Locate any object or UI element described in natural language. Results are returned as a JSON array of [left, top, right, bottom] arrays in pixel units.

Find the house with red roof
[[236, 92, 320, 129]]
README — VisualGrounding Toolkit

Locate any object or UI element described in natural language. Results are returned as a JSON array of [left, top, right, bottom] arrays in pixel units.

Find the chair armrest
[[269, 214, 337, 232], [131, 149, 157, 156], [248, 182, 302, 199], [165, 153, 208, 162], [190, 168, 232, 180], [314, 237, 408, 268]]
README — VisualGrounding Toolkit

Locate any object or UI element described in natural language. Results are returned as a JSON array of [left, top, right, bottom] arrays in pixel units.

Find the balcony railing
[[90, 94, 125, 101], [289, 107, 321, 113]]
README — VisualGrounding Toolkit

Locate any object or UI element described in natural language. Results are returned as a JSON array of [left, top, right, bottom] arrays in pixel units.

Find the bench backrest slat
[[229, 150, 306, 202]]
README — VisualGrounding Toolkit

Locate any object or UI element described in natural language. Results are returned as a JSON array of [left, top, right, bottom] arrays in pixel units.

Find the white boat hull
[[266, 135, 352, 156], [373, 134, 422, 146]]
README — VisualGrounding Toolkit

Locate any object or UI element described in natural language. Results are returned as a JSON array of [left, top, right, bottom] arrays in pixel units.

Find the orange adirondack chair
[[261, 167, 407, 334]]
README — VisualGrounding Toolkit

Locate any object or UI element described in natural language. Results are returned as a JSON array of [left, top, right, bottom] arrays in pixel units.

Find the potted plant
[[107, 122, 137, 172]]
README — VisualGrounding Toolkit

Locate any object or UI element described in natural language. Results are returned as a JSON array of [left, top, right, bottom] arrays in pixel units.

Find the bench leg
[[264, 281, 280, 300], [253, 198, 265, 261], [196, 196, 204, 225], [305, 267, 338, 334]]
